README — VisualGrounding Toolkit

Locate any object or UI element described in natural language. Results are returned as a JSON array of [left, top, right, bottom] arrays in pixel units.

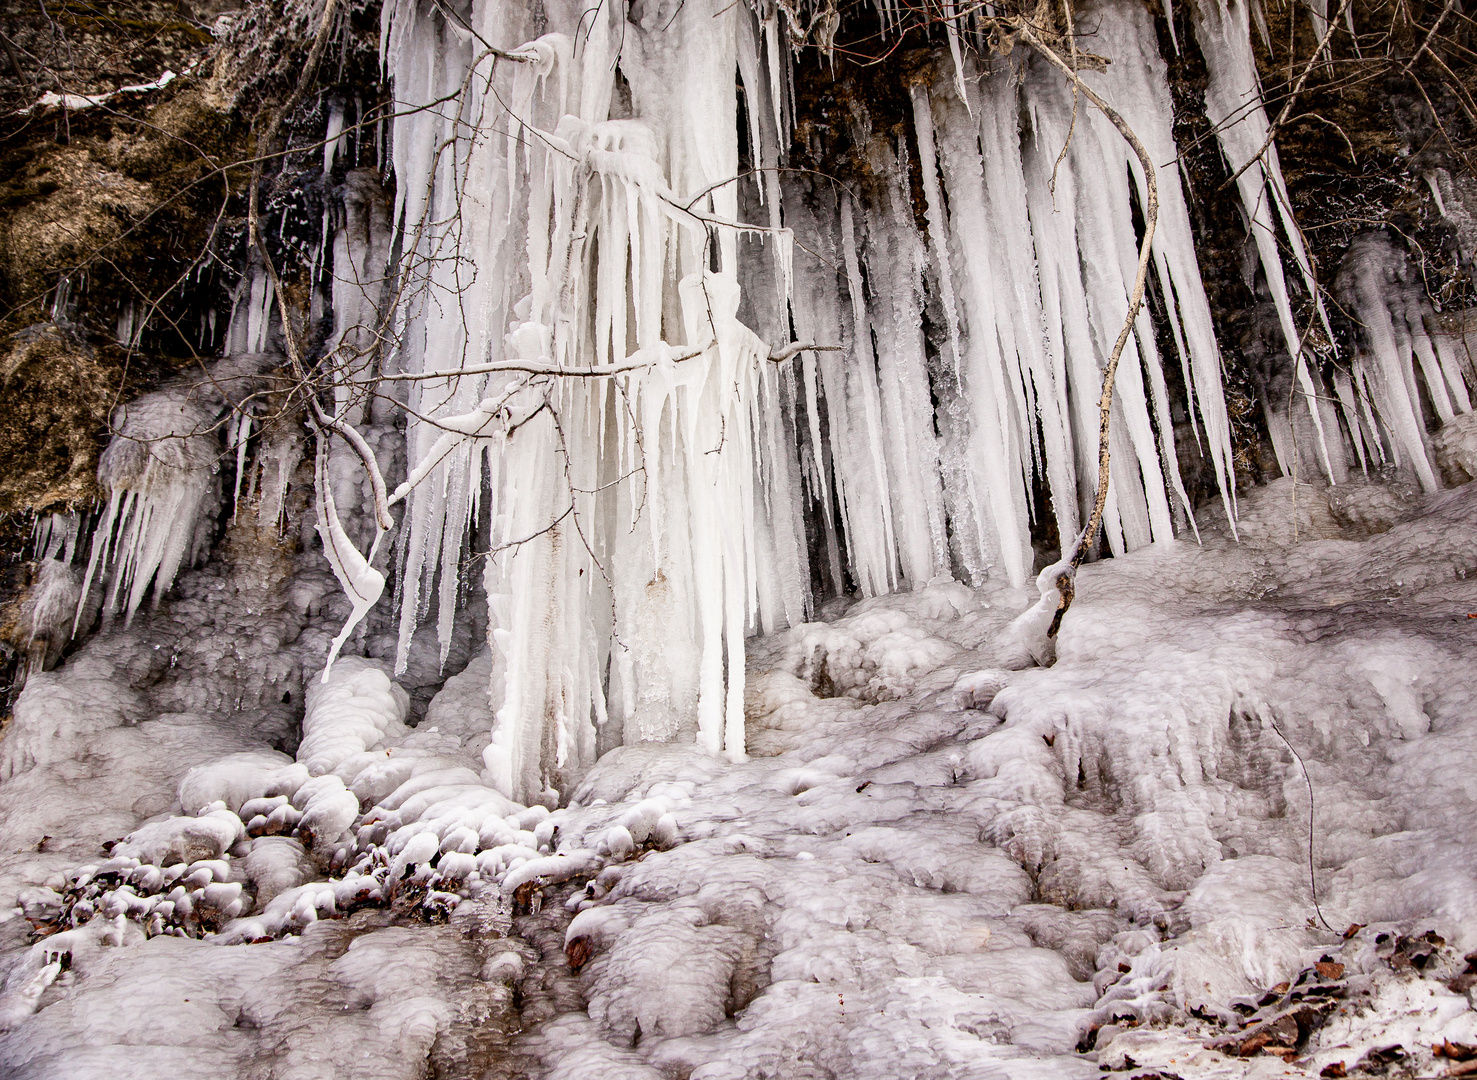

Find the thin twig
[[363, 341, 838, 383], [1267, 715, 1337, 933], [1016, 22, 1159, 638]]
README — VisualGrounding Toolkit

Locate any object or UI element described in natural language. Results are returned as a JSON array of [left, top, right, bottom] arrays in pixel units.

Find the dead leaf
[[566, 935, 594, 970], [1435, 1042, 1477, 1062]]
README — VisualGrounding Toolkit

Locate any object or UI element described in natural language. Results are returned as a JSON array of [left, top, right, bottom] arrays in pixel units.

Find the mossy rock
[[0, 323, 120, 515]]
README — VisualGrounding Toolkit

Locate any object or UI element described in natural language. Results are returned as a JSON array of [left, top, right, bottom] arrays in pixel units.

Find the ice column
[[384, 0, 806, 801]]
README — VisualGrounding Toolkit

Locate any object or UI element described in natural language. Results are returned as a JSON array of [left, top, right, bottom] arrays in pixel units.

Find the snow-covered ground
[[0, 474, 1473, 1078]]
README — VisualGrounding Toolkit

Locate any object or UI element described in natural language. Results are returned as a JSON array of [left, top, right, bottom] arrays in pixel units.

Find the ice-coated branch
[[1015, 20, 1159, 639], [364, 342, 839, 383], [767, 341, 843, 363], [310, 401, 395, 531]]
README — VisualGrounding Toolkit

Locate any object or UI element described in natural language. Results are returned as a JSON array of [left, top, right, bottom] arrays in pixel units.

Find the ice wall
[[369, 0, 1259, 802], [75, 0, 1472, 803]]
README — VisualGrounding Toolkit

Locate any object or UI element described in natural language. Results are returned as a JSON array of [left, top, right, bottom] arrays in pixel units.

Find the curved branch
[[311, 401, 394, 530], [1015, 21, 1159, 639]]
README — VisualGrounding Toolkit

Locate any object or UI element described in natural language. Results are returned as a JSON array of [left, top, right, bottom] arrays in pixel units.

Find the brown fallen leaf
[[1319, 1063, 1346, 1078], [1238, 1015, 1300, 1056], [1315, 961, 1345, 980], [1435, 1041, 1477, 1062], [566, 936, 594, 971]]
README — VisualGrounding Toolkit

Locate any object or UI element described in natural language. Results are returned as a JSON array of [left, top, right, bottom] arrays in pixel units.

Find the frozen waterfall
[[367, 0, 1256, 803], [8, 0, 1477, 1075], [68, 0, 1477, 809]]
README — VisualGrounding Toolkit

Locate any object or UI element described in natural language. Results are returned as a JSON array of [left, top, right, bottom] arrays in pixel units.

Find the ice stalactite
[[1191, 0, 1344, 484], [1077, 0, 1238, 528], [357, 0, 1280, 796], [1336, 234, 1476, 491]]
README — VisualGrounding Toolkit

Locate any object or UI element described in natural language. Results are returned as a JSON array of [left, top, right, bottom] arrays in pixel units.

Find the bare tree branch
[[1013, 19, 1159, 639]]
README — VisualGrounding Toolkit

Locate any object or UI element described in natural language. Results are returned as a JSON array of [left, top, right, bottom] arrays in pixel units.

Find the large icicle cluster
[[62, 0, 1477, 809], [1188, 0, 1477, 487], [375, 0, 1250, 803], [381, 0, 812, 803]]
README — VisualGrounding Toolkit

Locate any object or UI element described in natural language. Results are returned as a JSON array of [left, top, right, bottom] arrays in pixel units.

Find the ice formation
[[75, 355, 277, 630], [356, 0, 1471, 801], [56, 0, 1476, 803], [1335, 234, 1476, 491], [5, 462, 1477, 1077], [6, 0, 1477, 1075], [367, 0, 1264, 802]]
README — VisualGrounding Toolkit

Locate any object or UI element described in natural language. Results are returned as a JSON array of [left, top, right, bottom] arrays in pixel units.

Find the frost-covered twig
[[768, 341, 843, 362], [363, 342, 838, 383], [1015, 22, 1159, 639]]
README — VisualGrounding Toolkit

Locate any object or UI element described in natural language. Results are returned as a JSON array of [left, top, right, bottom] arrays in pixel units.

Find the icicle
[[838, 194, 900, 593], [1333, 369, 1371, 475], [231, 411, 251, 522], [855, 137, 950, 590], [910, 85, 964, 385], [1191, 0, 1338, 484], [786, 183, 894, 594], [375, 0, 801, 800], [970, 69, 1080, 548], [943, 4, 972, 114], [323, 100, 347, 173]]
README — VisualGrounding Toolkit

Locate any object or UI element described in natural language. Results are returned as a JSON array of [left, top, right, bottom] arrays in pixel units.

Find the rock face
[[0, 0, 1476, 1076]]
